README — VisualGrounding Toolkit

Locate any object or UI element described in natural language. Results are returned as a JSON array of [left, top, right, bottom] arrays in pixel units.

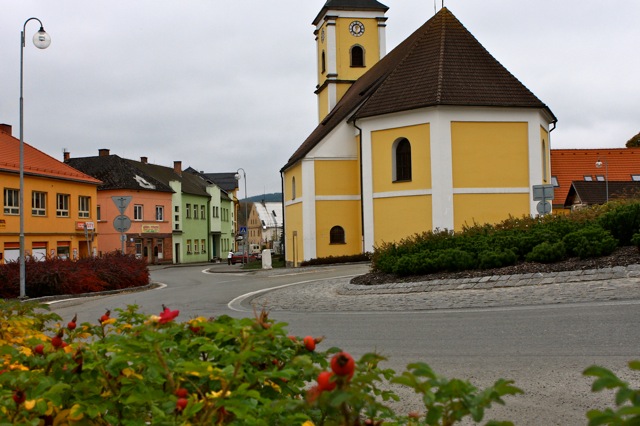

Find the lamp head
[[234, 173, 241, 181], [595, 160, 603, 168], [33, 27, 51, 49]]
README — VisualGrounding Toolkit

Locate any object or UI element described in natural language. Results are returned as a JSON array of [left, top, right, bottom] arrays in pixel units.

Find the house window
[[32, 191, 46, 216], [394, 138, 412, 182], [4, 188, 19, 215], [186, 239, 192, 254], [134, 204, 143, 221], [213, 206, 219, 218], [175, 205, 179, 212], [584, 176, 593, 181], [201, 239, 206, 253], [633, 175, 640, 181], [97, 205, 101, 221], [186, 204, 191, 218], [156, 205, 164, 221], [330, 226, 346, 244], [194, 239, 200, 254], [78, 196, 90, 218], [193, 204, 198, 219], [56, 194, 70, 217], [350, 45, 364, 67], [551, 176, 559, 187], [201, 205, 206, 220], [135, 239, 142, 258]]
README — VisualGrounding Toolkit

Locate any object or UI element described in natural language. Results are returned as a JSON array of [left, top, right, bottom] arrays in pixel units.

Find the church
[[281, 0, 556, 266]]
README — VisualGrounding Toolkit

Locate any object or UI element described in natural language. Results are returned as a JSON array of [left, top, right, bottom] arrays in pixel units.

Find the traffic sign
[[113, 215, 132, 233], [240, 226, 247, 234], [536, 201, 552, 215], [112, 196, 133, 215]]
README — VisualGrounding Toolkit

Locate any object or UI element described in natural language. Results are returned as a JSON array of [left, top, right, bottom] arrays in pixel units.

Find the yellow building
[[281, 2, 556, 266], [0, 124, 101, 263]]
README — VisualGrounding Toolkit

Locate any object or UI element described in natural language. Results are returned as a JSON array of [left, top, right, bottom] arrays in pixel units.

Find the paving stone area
[[250, 265, 640, 312]]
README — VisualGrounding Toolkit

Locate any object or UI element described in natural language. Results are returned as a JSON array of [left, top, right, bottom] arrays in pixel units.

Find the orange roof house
[[550, 148, 640, 210], [0, 124, 101, 264]]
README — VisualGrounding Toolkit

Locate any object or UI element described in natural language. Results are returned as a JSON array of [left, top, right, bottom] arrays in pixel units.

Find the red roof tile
[[0, 129, 102, 184], [550, 148, 640, 207]]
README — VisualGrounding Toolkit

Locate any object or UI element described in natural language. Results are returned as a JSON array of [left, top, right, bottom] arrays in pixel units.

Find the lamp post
[[234, 168, 247, 265], [595, 158, 609, 204], [19, 18, 51, 299]]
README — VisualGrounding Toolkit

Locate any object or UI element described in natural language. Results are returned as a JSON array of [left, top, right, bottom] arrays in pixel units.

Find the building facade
[[281, 2, 556, 265], [1, 124, 101, 263]]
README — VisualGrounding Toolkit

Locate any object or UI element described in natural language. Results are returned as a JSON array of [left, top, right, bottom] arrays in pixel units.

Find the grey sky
[[1, 1, 638, 197]]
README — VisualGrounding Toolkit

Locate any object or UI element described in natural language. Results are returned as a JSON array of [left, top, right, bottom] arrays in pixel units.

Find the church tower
[[313, 0, 388, 121]]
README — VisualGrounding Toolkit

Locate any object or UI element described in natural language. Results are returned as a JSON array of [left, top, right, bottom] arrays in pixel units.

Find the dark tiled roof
[[200, 172, 239, 193], [313, 0, 388, 25], [127, 160, 210, 197], [550, 148, 640, 207], [66, 155, 169, 191], [283, 7, 555, 171], [565, 181, 640, 207]]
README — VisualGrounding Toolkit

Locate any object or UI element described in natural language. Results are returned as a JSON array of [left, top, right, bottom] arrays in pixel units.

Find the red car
[[230, 251, 258, 264]]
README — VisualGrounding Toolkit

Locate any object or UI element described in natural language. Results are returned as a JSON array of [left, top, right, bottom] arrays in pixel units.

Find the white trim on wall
[[301, 159, 317, 260]]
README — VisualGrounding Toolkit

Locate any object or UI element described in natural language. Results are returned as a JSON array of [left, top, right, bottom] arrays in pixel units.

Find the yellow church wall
[[315, 200, 361, 258], [373, 195, 432, 246], [317, 90, 329, 122], [451, 122, 529, 188], [284, 163, 302, 202], [453, 193, 530, 230], [284, 201, 303, 266], [315, 160, 360, 196], [371, 124, 431, 193]]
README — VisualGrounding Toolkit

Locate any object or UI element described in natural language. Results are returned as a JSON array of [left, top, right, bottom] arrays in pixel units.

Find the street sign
[[113, 215, 132, 233], [532, 184, 554, 201], [111, 196, 133, 215], [536, 201, 552, 215], [240, 226, 247, 235]]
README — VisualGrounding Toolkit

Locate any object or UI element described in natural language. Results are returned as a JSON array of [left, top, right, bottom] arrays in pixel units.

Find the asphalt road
[[45, 263, 640, 425]]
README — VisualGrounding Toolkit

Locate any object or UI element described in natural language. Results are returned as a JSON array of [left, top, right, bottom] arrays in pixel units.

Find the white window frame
[[201, 239, 206, 253], [32, 191, 46, 216], [193, 204, 198, 219], [155, 205, 164, 221], [56, 194, 70, 217], [4, 188, 19, 215], [186, 239, 192, 254], [186, 204, 191, 218], [201, 205, 206, 220], [78, 196, 90, 218], [134, 204, 143, 221]]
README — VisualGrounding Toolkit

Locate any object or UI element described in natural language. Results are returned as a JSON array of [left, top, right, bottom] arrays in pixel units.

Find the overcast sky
[[1, 1, 638, 197]]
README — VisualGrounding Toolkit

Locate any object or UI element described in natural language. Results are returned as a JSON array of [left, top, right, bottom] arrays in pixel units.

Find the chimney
[[63, 151, 70, 162], [141, 156, 148, 164], [0, 124, 12, 136], [99, 148, 110, 157], [174, 161, 182, 176]]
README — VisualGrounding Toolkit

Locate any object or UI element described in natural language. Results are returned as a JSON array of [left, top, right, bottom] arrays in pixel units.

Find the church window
[[394, 138, 412, 182], [329, 226, 345, 244], [292, 177, 296, 200], [321, 51, 326, 74], [350, 45, 364, 67]]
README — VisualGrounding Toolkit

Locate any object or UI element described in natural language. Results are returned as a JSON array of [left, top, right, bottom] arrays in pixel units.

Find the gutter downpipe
[[353, 119, 365, 254]]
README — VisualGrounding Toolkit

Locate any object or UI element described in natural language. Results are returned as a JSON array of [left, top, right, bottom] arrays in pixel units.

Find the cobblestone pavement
[[249, 264, 640, 312]]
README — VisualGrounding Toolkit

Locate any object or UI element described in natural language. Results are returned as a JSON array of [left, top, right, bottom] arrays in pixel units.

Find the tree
[[625, 131, 640, 148]]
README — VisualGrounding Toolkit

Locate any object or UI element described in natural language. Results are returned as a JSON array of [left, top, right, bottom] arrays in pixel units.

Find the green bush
[[598, 202, 640, 245], [436, 249, 477, 272], [562, 226, 618, 259], [478, 249, 518, 270], [524, 241, 567, 264], [301, 253, 371, 267]]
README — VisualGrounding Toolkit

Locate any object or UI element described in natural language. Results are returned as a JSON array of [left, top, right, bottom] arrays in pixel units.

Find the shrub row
[[372, 201, 640, 276], [0, 253, 149, 299], [301, 253, 371, 267], [1, 300, 638, 425]]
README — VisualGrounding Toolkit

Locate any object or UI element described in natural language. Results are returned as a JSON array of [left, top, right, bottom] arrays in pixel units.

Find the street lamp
[[19, 18, 51, 299], [234, 168, 248, 265], [595, 158, 609, 203]]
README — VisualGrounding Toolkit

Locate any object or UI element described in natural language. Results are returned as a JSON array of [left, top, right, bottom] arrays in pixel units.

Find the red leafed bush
[[0, 253, 149, 299]]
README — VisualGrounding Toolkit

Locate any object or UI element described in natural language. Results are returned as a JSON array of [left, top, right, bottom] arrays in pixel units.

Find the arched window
[[329, 226, 345, 244], [541, 139, 548, 183], [394, 138, 412, 181], [321, 51, 326, 74], [350, 45, 364, 67], [292, 177, 296, 200]]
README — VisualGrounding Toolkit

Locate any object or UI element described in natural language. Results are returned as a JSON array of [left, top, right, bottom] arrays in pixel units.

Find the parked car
[[230, 251, 258, 264]]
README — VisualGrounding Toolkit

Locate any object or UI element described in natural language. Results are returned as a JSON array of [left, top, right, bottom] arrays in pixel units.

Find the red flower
[[159, 307, 180, 324]]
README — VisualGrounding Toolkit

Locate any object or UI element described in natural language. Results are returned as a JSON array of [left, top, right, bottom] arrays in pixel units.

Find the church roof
[[284, 7, 556, 171], [313, 0, 389, 25]]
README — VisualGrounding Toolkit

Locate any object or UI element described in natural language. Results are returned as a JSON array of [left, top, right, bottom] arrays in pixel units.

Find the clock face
[[349, 21, 365, 37]]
